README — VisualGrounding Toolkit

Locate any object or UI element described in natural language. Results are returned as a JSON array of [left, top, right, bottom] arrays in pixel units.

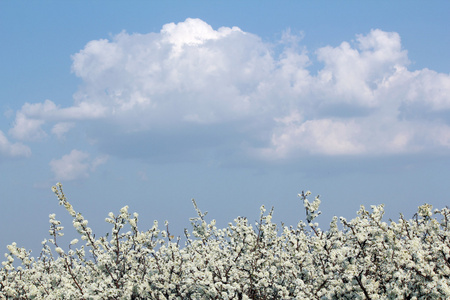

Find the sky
[[1, 1, 450, 255]]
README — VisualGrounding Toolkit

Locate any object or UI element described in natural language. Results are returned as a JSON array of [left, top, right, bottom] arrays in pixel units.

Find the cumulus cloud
[[51, 122, 75, 139], [8, 19, 450, 163], [259, 111, 450, 158], [19, 99, 107, 120], [49, 150, 108, 181], [313, 30, 408, 108], [70, 18, 277, 127], [9, 112, 47, 141], [9, 99, 107, 141], [0, 130, 31, 158], [260, 112, 366, 158]]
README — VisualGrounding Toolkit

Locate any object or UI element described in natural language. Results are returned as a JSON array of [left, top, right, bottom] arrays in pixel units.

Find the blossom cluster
[[1, 183, 450, 299]]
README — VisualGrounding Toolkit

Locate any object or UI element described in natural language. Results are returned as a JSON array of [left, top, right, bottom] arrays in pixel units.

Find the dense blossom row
[[1, 183, 450, 299]]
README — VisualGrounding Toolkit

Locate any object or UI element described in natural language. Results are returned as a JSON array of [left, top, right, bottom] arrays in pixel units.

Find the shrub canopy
[[1, 184, 450, 299]]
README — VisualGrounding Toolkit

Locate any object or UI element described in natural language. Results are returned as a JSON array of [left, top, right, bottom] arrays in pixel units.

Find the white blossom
[[1, 184, 450, 299]]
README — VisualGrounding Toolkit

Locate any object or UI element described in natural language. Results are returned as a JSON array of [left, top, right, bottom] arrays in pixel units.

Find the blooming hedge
[[1, 183, 450, 299]]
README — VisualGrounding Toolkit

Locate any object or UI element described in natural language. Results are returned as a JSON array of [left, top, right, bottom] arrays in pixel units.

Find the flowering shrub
[[1, 183, 450, 299]]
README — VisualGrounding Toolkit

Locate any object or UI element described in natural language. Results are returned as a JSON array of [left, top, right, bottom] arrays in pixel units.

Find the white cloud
[[49, 150, 108, 181], [314, 29, 409, 108], [384, 67, 450, 112], [70, 18, 274, 127], [0, 130, 31, 158], [9, 100, 107, 142], [160, 18, 243, 55], [258, 113, 430, 158], [9, 112, 47, 141], [91, 155, 109, 171], [260, 113, 365, 157], [7, 19, 450, 163], [51, 122, 75, 139]]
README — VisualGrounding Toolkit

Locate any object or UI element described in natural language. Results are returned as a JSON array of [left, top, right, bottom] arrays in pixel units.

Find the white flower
[[418, 203, 433, 217], [3, 188, 450, 299], [120, 205, 129, 214]]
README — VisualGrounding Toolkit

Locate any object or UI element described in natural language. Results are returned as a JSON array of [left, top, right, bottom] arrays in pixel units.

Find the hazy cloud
[[10, 100, 107, 142], [49, 149, 108, 181], [0, 130, 31, 158], [9, 112, 47, 141], [51, 122, 75, 139]]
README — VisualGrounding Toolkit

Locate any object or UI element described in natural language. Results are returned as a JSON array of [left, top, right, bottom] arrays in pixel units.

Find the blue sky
[[1, 1, 450, 254]]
